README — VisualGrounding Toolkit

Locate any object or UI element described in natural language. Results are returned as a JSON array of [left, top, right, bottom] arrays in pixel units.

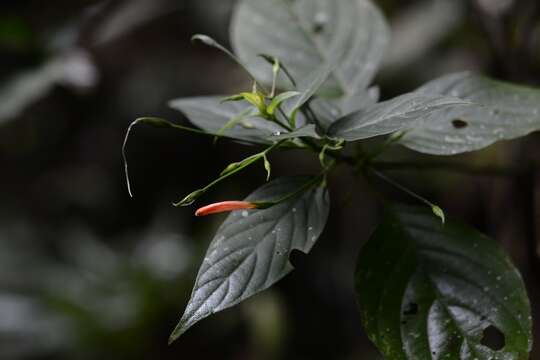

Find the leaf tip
[[432, 205, 446, 225], [191, 33, 211, 45], [168, 325, 185, 345]]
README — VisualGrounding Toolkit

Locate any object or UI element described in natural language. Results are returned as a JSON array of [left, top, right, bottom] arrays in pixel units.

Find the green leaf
[[327, 93, 471, 141], [239, 92, 267, 113], [401, 72, 540, 155], [286, 63, 335, 117], [220, 153, 262, 177], [169, 96, 283, 143], [431, 205, 445, 224], [267, 91, 301, 115], [220, 94, 246, 103], [214, 108, 258, 144], [263, 154, 271, 181], [231, 0, 390, 96], [310, 87, 380, 130], [170, 176, 330, 342], [356, 206, 532, 360]]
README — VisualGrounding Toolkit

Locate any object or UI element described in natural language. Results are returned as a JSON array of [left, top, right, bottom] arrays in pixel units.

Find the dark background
[[0, 0, 539, 359]]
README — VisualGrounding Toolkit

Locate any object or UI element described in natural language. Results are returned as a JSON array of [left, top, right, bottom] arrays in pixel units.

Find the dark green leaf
[[170, 176, 330, 342], [327, 93, 470, 141], [356, 206, 532, 359], [401, 72, 540, 155], [231, 0, 390, 96]]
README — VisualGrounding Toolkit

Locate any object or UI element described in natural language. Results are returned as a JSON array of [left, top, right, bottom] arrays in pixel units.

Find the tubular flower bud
[[195, 201, 257, 217]]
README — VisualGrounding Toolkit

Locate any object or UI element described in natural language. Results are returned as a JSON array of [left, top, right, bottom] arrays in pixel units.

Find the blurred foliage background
[[0, 0, 539, 359]]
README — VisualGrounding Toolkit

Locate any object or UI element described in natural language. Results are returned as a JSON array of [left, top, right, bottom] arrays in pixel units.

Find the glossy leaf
[[401, 72, 540, 155], [231, 0, 390, 96], [269, 124, 320, 140], [170, 176, 330, 342], [169, 96, 283, 144], [285, 63, 334, 117], [356, 206, 532, 360], [327, 93, 470, 141], [310, 87, 380, 129]]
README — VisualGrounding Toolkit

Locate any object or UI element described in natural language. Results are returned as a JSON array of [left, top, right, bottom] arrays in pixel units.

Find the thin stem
[[173, 140, 286, 206], [255, 173, 325, 209], [123, 117, 269, 198], [369, 168, 438, 210], [372, 160, 525, 177], [269, 110, 294, 132]]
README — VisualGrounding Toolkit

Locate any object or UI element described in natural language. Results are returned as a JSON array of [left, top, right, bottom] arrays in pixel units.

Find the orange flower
[[195, 201, 257, 216]]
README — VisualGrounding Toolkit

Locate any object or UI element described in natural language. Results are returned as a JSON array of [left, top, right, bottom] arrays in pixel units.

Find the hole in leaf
[[288, 249, 308, 269], [313, 12, 328, 34], [452, 119, 468, 129], [403, 302, 418, 316], [481, 325, 505, 351], [313, 24, 325, 33]]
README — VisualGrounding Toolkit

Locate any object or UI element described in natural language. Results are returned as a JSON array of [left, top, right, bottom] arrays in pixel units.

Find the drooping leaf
[[231, 0, 390, 96], [327, 93, 471, 141], [401, 72, 540, 155], [170, 176, 330, 342], [169, 96, 284, 143], [356, 206, 532, 360]]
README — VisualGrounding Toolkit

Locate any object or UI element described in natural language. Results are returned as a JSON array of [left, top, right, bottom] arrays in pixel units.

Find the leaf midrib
[[280, 0, 351, 96], [398, 216, 526, 359]]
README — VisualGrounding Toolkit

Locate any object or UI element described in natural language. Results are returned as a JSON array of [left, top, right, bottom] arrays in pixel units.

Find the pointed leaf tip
[[431, 205, 446, 224]]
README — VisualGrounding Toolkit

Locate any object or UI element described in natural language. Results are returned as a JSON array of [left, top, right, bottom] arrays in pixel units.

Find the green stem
[[173, 140, 285, 206], [254, 174, 325, 209], [369, 169, 437, 208], [371, 160, 525, 177]]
